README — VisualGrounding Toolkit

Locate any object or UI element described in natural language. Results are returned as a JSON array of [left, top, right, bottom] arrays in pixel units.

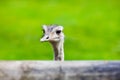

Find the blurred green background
[[0, 0, 120, 60]]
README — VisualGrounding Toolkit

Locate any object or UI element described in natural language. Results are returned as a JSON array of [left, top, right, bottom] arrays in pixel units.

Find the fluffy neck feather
[[50, 40, 64, 61]]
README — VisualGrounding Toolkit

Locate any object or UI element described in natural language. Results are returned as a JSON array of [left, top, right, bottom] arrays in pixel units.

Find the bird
[[40, 24, 65, 61]]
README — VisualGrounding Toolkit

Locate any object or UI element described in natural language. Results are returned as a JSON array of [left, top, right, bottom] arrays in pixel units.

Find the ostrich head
[[40, 24, 64, 42], [40, 24, 65, 61]]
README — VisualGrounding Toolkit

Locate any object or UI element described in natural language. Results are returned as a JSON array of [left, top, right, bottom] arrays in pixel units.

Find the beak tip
[[40, 38, 49, 42], [40, 39, 44, 42]]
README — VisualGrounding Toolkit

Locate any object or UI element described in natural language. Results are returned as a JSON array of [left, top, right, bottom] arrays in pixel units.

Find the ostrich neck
[[50, 40, 64, 61]]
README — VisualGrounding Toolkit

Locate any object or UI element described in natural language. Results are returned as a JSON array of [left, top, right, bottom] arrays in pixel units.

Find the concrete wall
[[0, 61, 120, 80]]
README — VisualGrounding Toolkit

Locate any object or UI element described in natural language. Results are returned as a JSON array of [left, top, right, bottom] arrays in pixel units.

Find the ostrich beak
[[40, 35, 49, 42]]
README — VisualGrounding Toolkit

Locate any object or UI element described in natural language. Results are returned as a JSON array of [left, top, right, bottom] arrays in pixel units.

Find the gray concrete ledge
[[0, 61, 120, 80]]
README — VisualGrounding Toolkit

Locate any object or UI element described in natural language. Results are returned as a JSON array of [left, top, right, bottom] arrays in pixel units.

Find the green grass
[[0, 0, 120, 60]]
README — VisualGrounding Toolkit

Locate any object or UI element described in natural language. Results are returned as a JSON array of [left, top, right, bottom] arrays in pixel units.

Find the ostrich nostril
[[46, 36, 49, 39]]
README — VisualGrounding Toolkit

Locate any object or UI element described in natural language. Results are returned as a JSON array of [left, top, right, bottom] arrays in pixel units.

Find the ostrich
[[40, 24, 64, 61]]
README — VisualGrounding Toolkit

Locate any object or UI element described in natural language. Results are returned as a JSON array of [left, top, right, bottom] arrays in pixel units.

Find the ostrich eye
[[56, 30, 61, 34], [42, 29, 45, 33]]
